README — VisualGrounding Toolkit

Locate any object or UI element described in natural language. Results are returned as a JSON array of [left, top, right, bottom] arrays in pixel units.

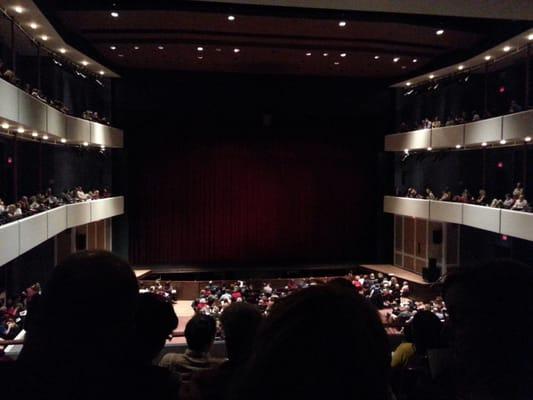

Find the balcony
[[0, 196, 124, 266]]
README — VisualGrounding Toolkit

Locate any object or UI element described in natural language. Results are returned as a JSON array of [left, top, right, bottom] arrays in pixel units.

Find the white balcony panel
[[90, 122, 109, 146], [384, 196, 429, 219], [47, 206, 67, 238], [66, 116, 91, 143], [109, 126, 124, 148], [47, 106, 67, 138], [18, 91, 47, 132], [500, 209, 533, 241], [19, 213, 48, 254], [429, 201, 463, 224], [384, 133, 407, 152], [462, 204, 500, 233], [67, 202, 91, 228], [431, 125, 464, 149], [464, 116, 502, 146], [405, 129, 430, 150], [0, 221, 20, 266], [502, 110, 533, 142], [91, 197, 124, 222], [0, 79, 19, 123]]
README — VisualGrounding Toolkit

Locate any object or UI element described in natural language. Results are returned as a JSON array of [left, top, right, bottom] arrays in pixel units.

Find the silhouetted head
[[232, 285, 391, 400], [220, 302, 262, 364], [410, 310, 442, 353], [185, 314, 217, 353], [135, 293, 178, 363]]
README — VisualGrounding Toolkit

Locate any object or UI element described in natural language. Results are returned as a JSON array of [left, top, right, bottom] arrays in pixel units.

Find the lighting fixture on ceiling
[[503, 46, 511, 52], [110, 11, 119, 18], [429, 74, 435, 79], [233, 48, 240, 53], [42, 134, 49, 140], [334, 61, 340, 65], [393, 57, 400, 63], [412, 58, 418, 63], [481, 142, 487, 147], [81, 60, 89, 66], [61, 138, 67, 143], [59, 48, 67, 54], [29, 22, 38, 30], [374, 55, 380, 60], [338, 21, 347, 27], [17, 127, 24, 134], [110, 46, 117, 50], [99, 70, 105, 75], [32, 131, 38, 137], [458, 65, 464, 70], [134, 46, 140, 50], [13, 6, 24, 14], [436, 29, 444, 35], [484, 55, 492, 61], [197, 47, 204, 51], [41, 35, 49, 41], [406, 82, 411, 86], [1, 122, 9, 129], [500, 139, 507, 145], [158, 46, 164, 50], [228, 15, 235, 21], [340, 53, 347, 57], [305, 52, 312, 56]]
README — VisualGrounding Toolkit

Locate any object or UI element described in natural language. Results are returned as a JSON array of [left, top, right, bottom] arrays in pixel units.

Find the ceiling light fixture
[[338, 21, 347, 27], [158, 45, 164, 50], [334, 61, 340, 65], [455, 144, 461, 149], [481, 142, 487, 147], [13, 6, 24, 14], [233, 48, 240, 53], [29, 22, 38, 30], [429, 74, 435, 79], [134, 46, 140, 50], [436, 29, 444, 35], [118, 54, 124, 57], [1, 122, 9, 130], [500, 139, 507, 145], [59, 48, 67, 54], [458, 65, 464, 70], [99, 70, 105, 75], [42, 134, 49, 140], [323, 52, 329, 57], [197, 56, 204, 60], [484, 55, 492, 61], [340, 53, 347, 57], [17, 127, 24, 134], [61, 138, 67, 143], [374, 55, 380, 60], [305, 52, 312, 56], [525, 136, 532, 142], [81, 60, 89, 66], [406, 82, 411, 86], [427, 147, 432, 151], [41, 35, 49, 41], [31, 131, 38, 137], [197, 47, 204, 51], [393, 57, 400, 63], [83, 142, 89, 147], [412, 58, 418, 63], [110, 46, 117, 50], [110, 11, 119, 18], [528, 34, 533, 41], [228, 15, 235, 21], [503, 46, 511, 52]]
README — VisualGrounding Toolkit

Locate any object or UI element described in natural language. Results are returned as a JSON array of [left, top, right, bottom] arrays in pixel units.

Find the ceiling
[[34, 0, 533, 79]]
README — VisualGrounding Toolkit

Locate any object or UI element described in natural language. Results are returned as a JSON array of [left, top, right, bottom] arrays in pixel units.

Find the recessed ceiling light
[[216, 48, 222, 52], [401, 66, 407, 70], [436, 29, 444, 35], [338, 21, 347, 27], [1, 122, 9, 129], [374, 55, 380, 60], [31, 131, 38, 137], [484, 55, 491, 61], [412, 58, 418, 63], [340, 53, 347, 57], [110, 45, 117, 50], [29, 22, 38, 30], [455, 144, 461, 149], [197, 56, 204, 60], [134, 46, 140, 50], [13, 6, 24, 14], [81, 60, 89, 66], [158, 45, 164, 50], [458, 65, 464, 70], [481, 142, 487, 147], [83, 141, 89, 147], [99, 70, 105, 75], [393, 57, 400, 63], [525, 136, 532, 142], [503, 46, 511, 52], [197, 47, 204, 51], [404, 149, 409, 154], [406, 82, 411, 86], [429, 74, 435, 79], [42, 134, 49, 140], [110, 11, 119, 18], [41, 35, 49, 41], [228, 15, 235, 21], [233, 48, 240, 53], [323, 52, 329, 57], [528, 34, 533, 41], [334, 61, 340, 65], [500, 139, 507, 145], [427, 147, 432, 151], [60, 138, 67, 143], [118, 54, 124, 57], [59, 48, 67, 54], [305, 52, 312, 56], [17, 127, 25, 134]]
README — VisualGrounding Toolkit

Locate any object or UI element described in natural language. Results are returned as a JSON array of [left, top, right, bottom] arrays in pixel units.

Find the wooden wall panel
[[404, 217, 415, 255]]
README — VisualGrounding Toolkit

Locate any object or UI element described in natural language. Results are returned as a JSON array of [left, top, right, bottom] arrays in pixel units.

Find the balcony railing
[[384, 196, 533, 241], [0, 196, 124, 266]]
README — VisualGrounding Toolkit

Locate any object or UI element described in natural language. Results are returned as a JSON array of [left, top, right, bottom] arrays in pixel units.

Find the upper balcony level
[[385, 109, 533, 152]]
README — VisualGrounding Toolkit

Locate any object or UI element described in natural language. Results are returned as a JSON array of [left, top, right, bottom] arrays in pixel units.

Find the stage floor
[[360, 264, 428, 285]]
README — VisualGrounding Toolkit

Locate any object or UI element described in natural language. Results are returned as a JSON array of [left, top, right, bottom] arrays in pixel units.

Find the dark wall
[[115, 72, 391, 266]]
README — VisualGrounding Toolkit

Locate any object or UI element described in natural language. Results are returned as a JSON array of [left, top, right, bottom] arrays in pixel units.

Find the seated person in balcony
[[159, 314, 222, 382], [502, 193, 515, 209], [475, 189, 487, 205], [19, 196, 30, 212], [75, 186, 89, 201], [425, 188, 436, 200], [453, 189, 472, 203], [44, 188, 59, 207], [29, 196, 41, 212], [511, 194, 528, 211], [512, 182, 524, 197], [432, 116, 441, 128], [509, 99, 523, 113], [440, 189, 452, 201], [0, 198, 4, 213], [472, 111, 480, 121], [445, 115, 455, 126], [6, 203, 22, 219]]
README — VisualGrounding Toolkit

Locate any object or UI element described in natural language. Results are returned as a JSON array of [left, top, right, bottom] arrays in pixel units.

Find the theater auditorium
[[0, 1, 532, 399]]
